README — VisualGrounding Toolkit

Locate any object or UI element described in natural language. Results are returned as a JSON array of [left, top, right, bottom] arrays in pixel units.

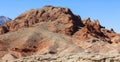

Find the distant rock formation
[[0, 6, 120, 60], [0, 16, 12, 26]]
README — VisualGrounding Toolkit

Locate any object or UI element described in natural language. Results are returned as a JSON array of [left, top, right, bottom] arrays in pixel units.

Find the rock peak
[[0, 6, 83, 35]]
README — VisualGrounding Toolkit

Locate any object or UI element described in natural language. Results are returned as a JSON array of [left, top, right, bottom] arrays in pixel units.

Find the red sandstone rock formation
[[0, 6, 120, 59], [0, 5, 84, 35], [73, 18, 109, 42]]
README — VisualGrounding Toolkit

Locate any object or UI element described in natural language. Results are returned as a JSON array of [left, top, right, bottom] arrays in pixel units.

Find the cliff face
[[0, 6, 120, 61]]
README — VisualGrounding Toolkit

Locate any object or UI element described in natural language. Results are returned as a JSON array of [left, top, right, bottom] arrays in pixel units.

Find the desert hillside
[[0, 6, 120, 62]]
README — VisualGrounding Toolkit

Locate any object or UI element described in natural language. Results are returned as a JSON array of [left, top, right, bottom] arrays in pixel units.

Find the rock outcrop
[[73, 18, 107, 41], [0, 5, 120, 61], [73, 18, 118, 44]]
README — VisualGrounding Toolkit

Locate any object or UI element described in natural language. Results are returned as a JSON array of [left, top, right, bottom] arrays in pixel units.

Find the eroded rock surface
[[0, 6, 120, 61], [0, 6, 84, 35]]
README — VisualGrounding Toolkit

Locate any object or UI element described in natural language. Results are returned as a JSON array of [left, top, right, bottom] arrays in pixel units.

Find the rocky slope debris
[[0, 5, 120, 61], [1, 53, 120, 62]]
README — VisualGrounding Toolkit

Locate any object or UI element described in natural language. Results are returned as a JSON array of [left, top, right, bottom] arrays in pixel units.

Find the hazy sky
[[0, 0, 120, 33]]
